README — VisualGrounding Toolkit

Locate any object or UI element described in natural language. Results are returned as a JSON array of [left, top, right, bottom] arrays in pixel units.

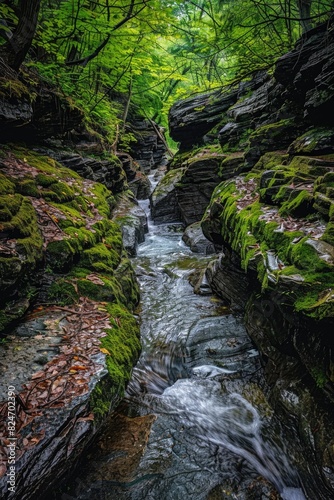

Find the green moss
[[249, 119, 295, 140], [289, 128, 334, 155], [2, 196, 43, 255], [295, 284, 334, 319], [321, 221, 334, 246], [90, 376, 117, 420], [51, 203, 85, 228], [44, 181, 76, 203], [16, 178, 41, 197], [47, 279, 79, 305], [0, 174, 15, 195], [80, 243, 121, 271], [101, 302, 140, 388], [0, 190, 43, 325], [279, 190, 314, 217], [46, 239, 76, 272], [77, 276, 124, 303], [0, 78, 31, 99], [114, 270, 140, 308], [91, 183, 114, 218], [14, 148, 81, 179], [35, 173, 58, 187], [168, 150, 196, 170], [152, 167, 185, 200], [0, 193, 22, 220], [290, 239, 331, 272], [64, 226, 97, 248], [311, 367, 328, 388]]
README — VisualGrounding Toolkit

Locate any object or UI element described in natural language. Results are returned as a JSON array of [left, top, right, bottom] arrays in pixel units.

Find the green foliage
[[1, 0, 332, 141]]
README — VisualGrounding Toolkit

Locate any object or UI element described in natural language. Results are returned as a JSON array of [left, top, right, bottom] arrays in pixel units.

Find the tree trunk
[[0, 0, 42, 71], [297, 0, 313, 33]]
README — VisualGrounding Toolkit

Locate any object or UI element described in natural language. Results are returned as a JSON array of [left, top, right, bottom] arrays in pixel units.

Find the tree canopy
[[0, 0, 332, 147]]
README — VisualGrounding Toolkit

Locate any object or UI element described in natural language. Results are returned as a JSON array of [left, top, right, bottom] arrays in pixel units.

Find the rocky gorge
[[0, 13, 334, 500]]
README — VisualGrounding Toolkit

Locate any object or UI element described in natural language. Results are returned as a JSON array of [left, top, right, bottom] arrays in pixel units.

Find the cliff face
[[0, 68, 167, 498], [156, 18, 334, 497]]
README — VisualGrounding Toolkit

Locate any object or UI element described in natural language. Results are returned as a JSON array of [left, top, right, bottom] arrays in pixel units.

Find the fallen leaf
[[100, 347, 111, 355]]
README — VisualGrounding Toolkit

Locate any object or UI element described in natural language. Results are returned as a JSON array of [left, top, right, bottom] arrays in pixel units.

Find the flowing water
[[63, 178, 306, 500]]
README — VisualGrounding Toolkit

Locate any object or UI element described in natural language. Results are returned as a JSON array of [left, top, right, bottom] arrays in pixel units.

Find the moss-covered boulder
[[244, 119, 300, 167], [150, 166, 185, 223], [288, 128, 334, 156], [50, 150, 128, 194]]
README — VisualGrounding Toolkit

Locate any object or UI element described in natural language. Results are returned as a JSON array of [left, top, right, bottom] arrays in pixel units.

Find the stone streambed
[[57, 204, 307, 500]]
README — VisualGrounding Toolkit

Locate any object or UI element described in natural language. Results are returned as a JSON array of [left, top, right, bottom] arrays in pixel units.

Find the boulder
[[112, 194, 148, 257], [0, 98, 32, 130], [175, 154, 224, 226], [150, 167, 184, 223], [151, 149, 247, 226], [128, 171, 151, 200], [182, 222, 215, 254], [288, 128, 334, 156]]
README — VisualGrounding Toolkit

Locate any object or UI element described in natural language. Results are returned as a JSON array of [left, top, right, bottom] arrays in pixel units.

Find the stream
[[61, 178, 307, 500]]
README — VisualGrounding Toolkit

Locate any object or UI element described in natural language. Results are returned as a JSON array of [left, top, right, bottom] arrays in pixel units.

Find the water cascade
[[63, 175, 306, 500]]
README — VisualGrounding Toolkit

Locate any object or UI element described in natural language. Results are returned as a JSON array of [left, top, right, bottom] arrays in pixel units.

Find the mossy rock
[[203, 174, 334, 319], [0, 173, 16, 195], [0, 146, 139, 334], [168, 145, 222, 171], [279, 190, 314, 217], [322, 221, 334, 246], [245, 119, 298, 168], [100, 302, 140, 388], [288, 128, 334, 156], [0, 190, 43, 329], [46, 239, 77, 273], [253, 151, 289, 172], [218, 153, 246, 179], [0, 77, 32, 99]]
